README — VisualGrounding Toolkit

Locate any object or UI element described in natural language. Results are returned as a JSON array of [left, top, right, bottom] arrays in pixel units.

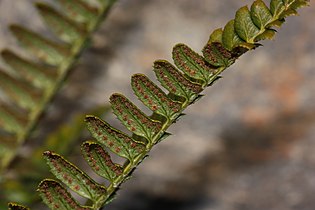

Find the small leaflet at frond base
[[56, 0, 100, 24], [8, 203, 30, 210], [36, 3, 86, 44], [131, 74, 181, 119], [110, 93, 162, 141], [43, 151, 106, 201], [85, 115, 145, 161], [10, 25, 70, 66], [154, 60, 203, 101], [1, 50, 56, 89], [173, 43, 215, 84], [0, 70, 40, 110], [37, 179, 92, 210], [234, 6, 260, 43], [81, 141, 123, 183]]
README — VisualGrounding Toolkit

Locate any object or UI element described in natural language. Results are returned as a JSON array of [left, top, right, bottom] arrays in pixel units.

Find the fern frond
[[31, 0, 309, 209], [0, 0, 116, 173]]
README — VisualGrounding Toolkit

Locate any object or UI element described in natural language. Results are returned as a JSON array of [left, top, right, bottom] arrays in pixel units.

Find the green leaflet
[[38, 180, 92, 210], [254, 29, 276, 41], [110, 93, 162, 141], [280, 8, 298, 18], [1, 50, 56, 89], [131, 74, 181, 119], [8, 203, 29, 210], [36, 3, 86, 44], [208, 28, 223, 43], [56, 0, 99, 24], [270, 0, 286, 17], [85, 116, 145, 161], [278, 0, 299, 18], [154, 60, 202, 101], [10, 25, 70, 66], [173, 43, 214, 84], [251, 0, 273, 29], [221, 20, 244, 50], [0, 105, 26, 134], [0, 71, 40, 110], [290, 0, 310, 10], [43, 151, 106, 201], [81, 141, 123, 183], [235, 6, 261, 43]]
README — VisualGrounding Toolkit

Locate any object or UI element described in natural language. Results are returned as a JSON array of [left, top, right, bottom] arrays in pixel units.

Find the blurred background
[[0, 0, 315, 209]]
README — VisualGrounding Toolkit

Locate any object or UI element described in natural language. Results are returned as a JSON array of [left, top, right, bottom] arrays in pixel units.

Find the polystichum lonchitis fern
[[0, 0, 116, 173], [9, 0, 310, 209]]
